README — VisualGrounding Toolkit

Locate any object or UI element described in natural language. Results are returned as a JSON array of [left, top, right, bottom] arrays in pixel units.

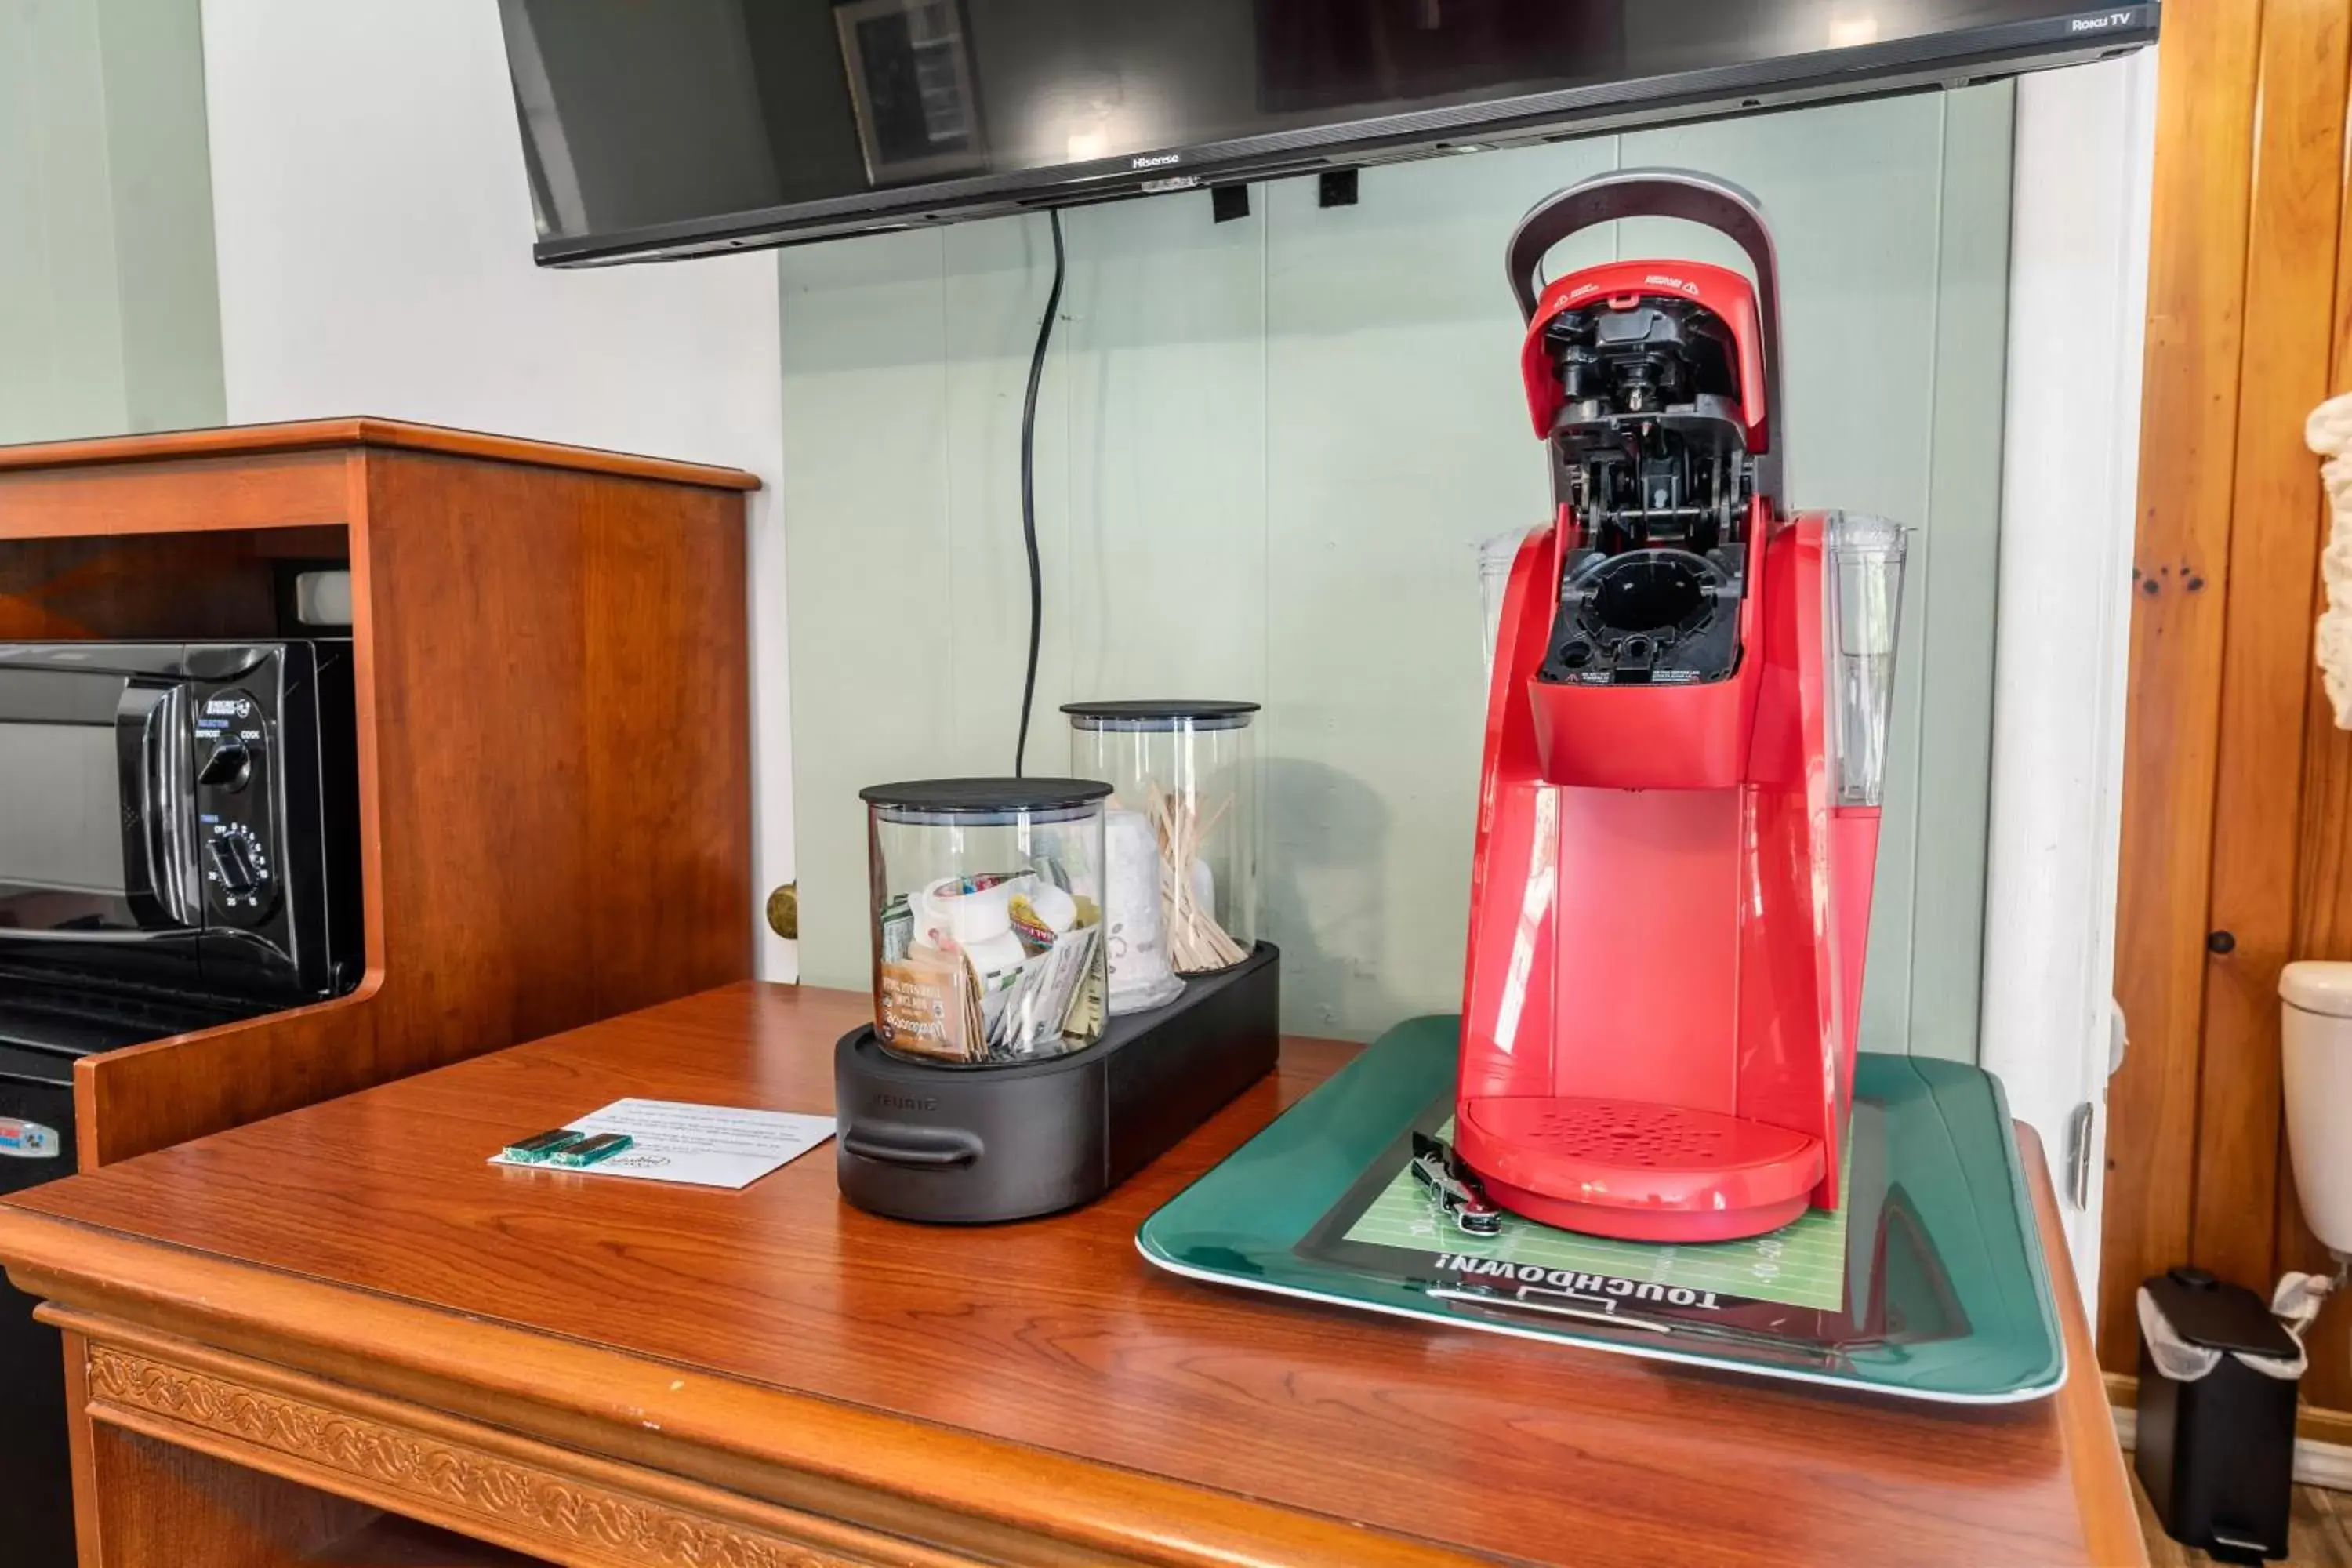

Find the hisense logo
[[1131, 152, 1181, 170]]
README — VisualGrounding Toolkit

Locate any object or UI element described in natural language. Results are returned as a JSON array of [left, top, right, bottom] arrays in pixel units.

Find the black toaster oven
[[0, 641, 361, 1011]]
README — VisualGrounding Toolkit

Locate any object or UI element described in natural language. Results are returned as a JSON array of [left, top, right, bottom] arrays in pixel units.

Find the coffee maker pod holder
[[837, 945, 1278, 1223], [839, 776, 1279, 1224]]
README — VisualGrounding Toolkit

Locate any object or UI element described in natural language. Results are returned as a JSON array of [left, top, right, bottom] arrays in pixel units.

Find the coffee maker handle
[[1505, 167, 1784, 465]]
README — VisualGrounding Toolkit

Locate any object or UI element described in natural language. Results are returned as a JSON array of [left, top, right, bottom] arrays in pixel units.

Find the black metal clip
[[1410, 1131, 1504, 1236]]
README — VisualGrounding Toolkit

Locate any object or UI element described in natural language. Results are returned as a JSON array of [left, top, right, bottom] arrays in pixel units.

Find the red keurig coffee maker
[[1454, 169, 1908, 1244]]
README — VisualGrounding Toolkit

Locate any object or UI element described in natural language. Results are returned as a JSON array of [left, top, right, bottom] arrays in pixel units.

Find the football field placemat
[[1334, 1118, 1850, 1312]]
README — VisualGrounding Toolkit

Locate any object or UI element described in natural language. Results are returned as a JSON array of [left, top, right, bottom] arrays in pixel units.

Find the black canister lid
[[858, 777, 1112, 814], [2141, 1267, 2302, 1359], [1062, 699, 1261, 731]]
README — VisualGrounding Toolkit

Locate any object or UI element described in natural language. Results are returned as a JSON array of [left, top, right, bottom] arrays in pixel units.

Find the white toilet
[[2281, 961, 2352, 1261]]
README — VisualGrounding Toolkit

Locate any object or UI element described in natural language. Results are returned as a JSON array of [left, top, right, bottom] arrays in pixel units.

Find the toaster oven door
[[0, 662, 202, 987]]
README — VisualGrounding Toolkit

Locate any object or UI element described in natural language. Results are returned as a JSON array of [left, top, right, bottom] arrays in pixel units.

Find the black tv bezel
[[529, 2, 2158, 268]]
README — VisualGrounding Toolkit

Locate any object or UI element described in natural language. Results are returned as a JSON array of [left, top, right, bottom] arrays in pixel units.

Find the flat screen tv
[[495, 0, 2157, 266]]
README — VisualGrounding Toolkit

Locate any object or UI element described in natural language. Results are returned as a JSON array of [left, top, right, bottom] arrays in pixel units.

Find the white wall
[[198, 0, 796, 979]]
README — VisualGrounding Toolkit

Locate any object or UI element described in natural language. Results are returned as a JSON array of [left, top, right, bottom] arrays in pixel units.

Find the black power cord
[[1014, 208, 1065, 777]]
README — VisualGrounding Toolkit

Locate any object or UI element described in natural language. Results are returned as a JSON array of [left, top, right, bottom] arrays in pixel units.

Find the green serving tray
[[1138, 1016, 2066, 1404]]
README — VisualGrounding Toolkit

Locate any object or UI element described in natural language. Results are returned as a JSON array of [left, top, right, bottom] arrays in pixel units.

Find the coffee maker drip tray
[[1139, 1016, 2067, 1405], [1457, 1095, 1825, 1243]]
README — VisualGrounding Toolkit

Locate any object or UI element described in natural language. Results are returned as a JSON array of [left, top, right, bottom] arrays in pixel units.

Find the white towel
[[2302, 394, 2352, 727]]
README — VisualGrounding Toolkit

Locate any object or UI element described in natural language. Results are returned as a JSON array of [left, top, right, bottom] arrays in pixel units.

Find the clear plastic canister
[[1826, 514, 1910, 808], [858, 778, 1112, 1065], [1063, 701, 1259, 1001]]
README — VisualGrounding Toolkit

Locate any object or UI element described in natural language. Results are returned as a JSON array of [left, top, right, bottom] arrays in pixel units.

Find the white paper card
[[489, 1098, 835, 1189]]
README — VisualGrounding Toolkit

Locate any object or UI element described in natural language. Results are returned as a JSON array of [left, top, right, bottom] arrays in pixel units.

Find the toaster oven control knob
[[197, 741, 252, 791], [205, 829, 270, 905]]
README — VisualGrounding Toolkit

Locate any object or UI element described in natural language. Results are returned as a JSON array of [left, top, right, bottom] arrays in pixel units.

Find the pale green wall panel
[[1259, 138, 1617, 1037], [1063, 192, 1267, 710], [0, 0, 223, 444], [940, 216, 1073, 768], [782, 85, 2016, 1055], [1905, 83, 2016, 1063], [781, 228, 964, 988], [0, 0, 129, 441], [96, 0, 227, 433], [1619, 106, 1948, 520]]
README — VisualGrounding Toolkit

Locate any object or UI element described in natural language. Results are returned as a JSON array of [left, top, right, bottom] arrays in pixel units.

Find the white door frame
[[1979, 47, 2158, 1315]]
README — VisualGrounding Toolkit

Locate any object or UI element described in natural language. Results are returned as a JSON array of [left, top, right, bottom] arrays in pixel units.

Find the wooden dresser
[[0, 419, 758, 1165], [0, 982, 2143, 1567]]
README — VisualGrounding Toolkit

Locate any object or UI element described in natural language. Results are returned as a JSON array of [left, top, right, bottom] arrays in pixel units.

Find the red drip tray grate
[[1536, 1100, 1732, 1167], [1460, 1095, 1824, 1218]]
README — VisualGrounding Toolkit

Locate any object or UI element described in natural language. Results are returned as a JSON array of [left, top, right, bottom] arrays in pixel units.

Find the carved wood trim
[[84, 1342, 877, 1568], [13, 1218, 1476, 1568]]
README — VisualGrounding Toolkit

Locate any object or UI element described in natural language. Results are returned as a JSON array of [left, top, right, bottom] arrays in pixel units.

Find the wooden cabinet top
[[0, 416, 760, 491], [0, 416, 757, 1163], [0, 983, 2140, 1566]]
